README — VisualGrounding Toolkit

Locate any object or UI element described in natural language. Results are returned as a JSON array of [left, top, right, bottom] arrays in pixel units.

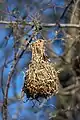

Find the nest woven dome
[[22, 39, 60, 99]]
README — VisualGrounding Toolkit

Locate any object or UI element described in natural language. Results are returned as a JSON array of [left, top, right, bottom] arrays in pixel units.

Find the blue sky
[[0, 0, 65, 119]]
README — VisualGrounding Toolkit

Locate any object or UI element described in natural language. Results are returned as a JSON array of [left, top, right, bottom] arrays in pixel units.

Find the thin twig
[[0, 20, 80, 28], [0, 59, 7, 96], [2, 34, 34, 120], [59, 0, 74, 21], [42, 23, 80, 28], [70, 0, 80, 23]]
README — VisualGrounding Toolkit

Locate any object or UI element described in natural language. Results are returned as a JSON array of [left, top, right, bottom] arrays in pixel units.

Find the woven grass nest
[[22, 39, 60, 99]]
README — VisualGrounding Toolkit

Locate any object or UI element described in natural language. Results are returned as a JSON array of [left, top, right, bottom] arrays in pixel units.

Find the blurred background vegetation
[[0, 0, 80, 120]]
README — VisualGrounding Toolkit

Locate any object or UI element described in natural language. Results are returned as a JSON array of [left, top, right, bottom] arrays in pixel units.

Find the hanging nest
[[22, 39, 60, 99]]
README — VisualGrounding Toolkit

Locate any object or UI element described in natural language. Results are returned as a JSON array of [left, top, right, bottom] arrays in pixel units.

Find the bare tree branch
[[0, 20, 80, 28], [2, 33, 34, 120], [42, 23, 80, 28]]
